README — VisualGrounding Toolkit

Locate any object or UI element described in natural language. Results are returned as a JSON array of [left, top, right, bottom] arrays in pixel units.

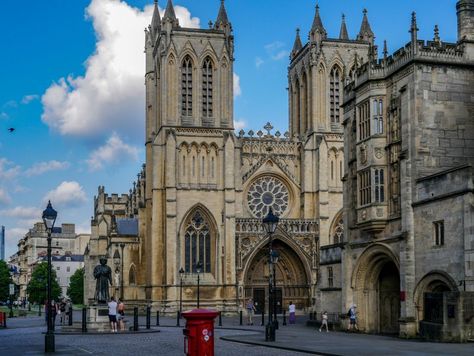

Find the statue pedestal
[[87, 305, 111, 332]]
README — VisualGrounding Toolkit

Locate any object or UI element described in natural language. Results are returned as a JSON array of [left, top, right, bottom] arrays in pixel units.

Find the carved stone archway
[[243, 239, 310, 314], [351, 244, 400, 333]]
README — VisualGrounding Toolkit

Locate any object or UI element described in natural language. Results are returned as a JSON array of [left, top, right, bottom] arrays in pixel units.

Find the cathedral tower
[[143, 0, 238, 311]]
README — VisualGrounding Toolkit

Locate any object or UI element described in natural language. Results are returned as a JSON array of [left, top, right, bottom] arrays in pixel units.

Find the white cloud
[[271, 50, 289, 61], [234, 120, 246, 130], [86, 132, 139, 171], [0, 112, 8, 120], [0, 188, 11, 205], [264, 41, 289, 61], [0, 206, 41, 219], [233, 73, 241, 97], [0, 158, 21, 180], [43, 181, 87, 207], [25, 160, 70, 177], [255, 57, 264, 68], [5, 227, 28, 245], [21, 94, 39, 104], [41, 0, 199, 141]]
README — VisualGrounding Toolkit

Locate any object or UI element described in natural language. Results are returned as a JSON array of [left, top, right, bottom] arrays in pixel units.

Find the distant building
[[39, 254, 85, 297], [0, 226, 5, 261], [12, 222, 90, 301]]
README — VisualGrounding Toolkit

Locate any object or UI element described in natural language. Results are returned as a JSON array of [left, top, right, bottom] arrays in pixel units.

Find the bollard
[[239, 310, 243, 326], [68, 308, 73, 326], [2, 312, 6, 328], [146, 306, 151, 329], [156, 311, 160, 326], [133, 307, 138, 331], [176, 311, 180, 327], [261, 310, 264, 326], [82, 307, 87, 332], [218, 312, 222, 327], [283, 310, 287, 326]]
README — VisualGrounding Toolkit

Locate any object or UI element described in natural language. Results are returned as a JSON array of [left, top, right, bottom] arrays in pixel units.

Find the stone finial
[[433, 24, 441, 45], [263, 122, 274, 136], [383, 40, 388, 59], [339, 14, 349, 40]]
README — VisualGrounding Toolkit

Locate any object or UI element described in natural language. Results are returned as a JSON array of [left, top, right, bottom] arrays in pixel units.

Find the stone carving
[[93, 257, 112, 304], [375, 148, 383, 159], [360, 144, 367, 164]]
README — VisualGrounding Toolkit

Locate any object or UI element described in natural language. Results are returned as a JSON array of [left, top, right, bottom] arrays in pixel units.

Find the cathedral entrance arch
[[243, 239, 310, 313], [352, 244, 400, 334]]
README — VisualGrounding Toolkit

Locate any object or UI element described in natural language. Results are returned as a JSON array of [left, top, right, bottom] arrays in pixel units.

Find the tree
[[67, 267, 84, 304], [0, 260, 12, 302], [27, 262, 61, 304]]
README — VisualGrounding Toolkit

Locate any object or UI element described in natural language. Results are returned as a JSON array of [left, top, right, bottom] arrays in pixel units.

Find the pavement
[[1, 310, 473, 355]]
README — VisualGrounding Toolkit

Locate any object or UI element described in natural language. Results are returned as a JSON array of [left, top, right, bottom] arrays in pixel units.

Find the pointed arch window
[[332, 217, 344, 244], [129, 265, 136, 285], [181, 56, 193, 116], [184, 210, 212, 273], [202, 57, 213, 118], [330, 67, 342, 123]]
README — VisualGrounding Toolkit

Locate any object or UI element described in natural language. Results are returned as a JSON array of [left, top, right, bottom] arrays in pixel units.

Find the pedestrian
[[51, 300, 58, 330], [347, 305, 358, 332], [288, 301, 296, 324], [246, 298, 256, 325], [117, 298, 125, 331], [60, 299, 67, 325], [108, 296, 118, 332], [65, 299, 72, 324], [319, 311, 329, 332]]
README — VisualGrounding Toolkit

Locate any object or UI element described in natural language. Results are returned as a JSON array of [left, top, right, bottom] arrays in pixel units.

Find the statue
[[93, 257, 112, 304]]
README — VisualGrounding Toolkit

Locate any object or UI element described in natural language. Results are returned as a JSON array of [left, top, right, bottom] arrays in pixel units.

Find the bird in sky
[[7, 128, 15, 132]]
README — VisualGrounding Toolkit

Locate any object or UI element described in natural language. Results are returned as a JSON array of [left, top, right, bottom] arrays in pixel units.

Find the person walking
[[319, 311, 329, 332], [65, 299, 72, 325], [108, 296, 118, 333], [117, 298, 125, 331], [246, 298, 256, 325], [347, 305, 358, 332], [59, 299, 67, 325], [288, 301, 296, 324]]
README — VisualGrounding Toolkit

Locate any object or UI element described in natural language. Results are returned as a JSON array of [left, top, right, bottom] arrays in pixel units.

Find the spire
[[214, 0, 232, 33], [357, 9, 374, 43], [163, 0, 179, 27], [383, 40, 388, 61], [433, 24, 441, 45], [409, 11, 418, 52], [151, 0, 161, 36], [339, 14, 349, 40], [311, 4, 327, 37], [291, 28, 303, 59]]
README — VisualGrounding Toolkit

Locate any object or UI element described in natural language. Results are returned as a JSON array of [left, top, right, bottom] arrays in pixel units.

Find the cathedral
[[85, 0, 474, 341]]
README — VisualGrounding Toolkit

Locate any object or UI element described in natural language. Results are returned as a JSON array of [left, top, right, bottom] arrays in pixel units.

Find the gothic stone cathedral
[[85, 0, 474, 340]]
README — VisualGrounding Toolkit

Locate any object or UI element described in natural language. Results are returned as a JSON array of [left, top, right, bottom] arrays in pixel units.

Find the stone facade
[[342, 1, 474, 341]]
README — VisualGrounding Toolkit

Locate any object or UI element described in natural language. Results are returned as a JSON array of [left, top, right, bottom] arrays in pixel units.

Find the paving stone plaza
[[1, 312, 473, 355]]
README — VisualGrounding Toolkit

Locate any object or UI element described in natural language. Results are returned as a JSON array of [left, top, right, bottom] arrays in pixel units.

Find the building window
[[211, 157, 215, 179], [327, 267, 334, 287], [202, 57, 213, 118], [434, 221, 444, 246], [66, 266, 70, 272], [182, 156, 186, 176], [374, 168, 385, 203], [332, 217, 344, 244], [192, 156, 196, 177], [330, 67, 341, 123], [181, 55, 193, 117], [358, 100, 370, 140], [184, 210, 212, 273], [56, 266, 60, 271], [129, 265, 136, 285], [56, 241, 59, 246], [331, 161, 334, 180], [359, 170, 371, 206], [373, 99, 384, 135]]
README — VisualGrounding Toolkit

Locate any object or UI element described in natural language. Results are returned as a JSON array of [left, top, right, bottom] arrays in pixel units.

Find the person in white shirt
[[319, 311, 329, 332], [108, 297, 118, 332], [288, 301, 296, 324]]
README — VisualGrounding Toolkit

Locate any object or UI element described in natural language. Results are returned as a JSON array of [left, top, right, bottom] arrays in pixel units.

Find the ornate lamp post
[[196, 261, 203, 309], [262, 208, 279, 342], [179, 267, 184, 316], [119, 243, 125, 300], [271, 249, 280, 330], [42, 201, 57, 353]]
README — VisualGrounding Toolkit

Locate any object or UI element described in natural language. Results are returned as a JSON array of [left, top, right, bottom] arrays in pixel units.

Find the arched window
[[184, 210, 212, 273], [332, 216, 344, 244], [192, 156, 196, 177], [331, 160, 334, 180], [202, 57, 213, 118], [201, 156, 205, 177], [181, 56, 193, 117], [330, 67, 342, 123], [129, 265, 136, 285], [182, 156, 186, 177], [211, 157, 215, 179]]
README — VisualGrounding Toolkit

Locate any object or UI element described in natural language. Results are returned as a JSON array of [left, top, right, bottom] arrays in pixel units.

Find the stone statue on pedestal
[[93, 257, 112, 304]]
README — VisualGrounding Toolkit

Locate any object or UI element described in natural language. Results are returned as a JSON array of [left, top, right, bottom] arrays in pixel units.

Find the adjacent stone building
[[341, 1, 474, 341]]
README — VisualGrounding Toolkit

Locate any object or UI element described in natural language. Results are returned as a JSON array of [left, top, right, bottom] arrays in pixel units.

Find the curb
[[51, 328, 161, 336]]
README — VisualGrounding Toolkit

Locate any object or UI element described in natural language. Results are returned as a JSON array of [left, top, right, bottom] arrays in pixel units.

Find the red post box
[[182, 309, 219, 356]]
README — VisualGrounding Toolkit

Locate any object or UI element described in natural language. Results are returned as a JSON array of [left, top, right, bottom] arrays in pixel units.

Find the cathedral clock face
[[247, 176, 289, 218]]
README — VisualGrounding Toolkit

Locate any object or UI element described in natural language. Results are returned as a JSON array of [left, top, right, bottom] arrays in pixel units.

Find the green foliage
[[0, 260, 12, 301], [67, 267, 84, 304], [27, 262, 61, 304]]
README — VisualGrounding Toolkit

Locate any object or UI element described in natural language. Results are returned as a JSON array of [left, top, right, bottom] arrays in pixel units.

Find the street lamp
[[262, 208, 279, 342], [271, 249, 280, 330], [113, 249, 120, 297], [119, 243, 125, 300], [42, 200, 57, 353], [179, 267, 184, 316], [196, 261, 203, 309]]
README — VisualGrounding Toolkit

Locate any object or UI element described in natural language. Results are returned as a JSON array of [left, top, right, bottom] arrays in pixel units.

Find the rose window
[[247, 176, 289, 218]]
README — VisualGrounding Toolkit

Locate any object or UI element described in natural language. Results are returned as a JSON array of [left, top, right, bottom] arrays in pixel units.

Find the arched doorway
[[352, 244, 400, 333], [244, 239, 310, 314]]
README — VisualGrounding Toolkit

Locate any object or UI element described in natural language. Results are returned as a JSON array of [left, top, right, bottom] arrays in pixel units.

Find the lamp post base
[[273, 319, 279, 330], [45, 332, 55, 353], [265, 323, 275, 341]]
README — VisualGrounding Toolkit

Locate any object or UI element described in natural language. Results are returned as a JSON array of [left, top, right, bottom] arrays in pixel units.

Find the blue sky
[[0, 0, 458, 258]]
